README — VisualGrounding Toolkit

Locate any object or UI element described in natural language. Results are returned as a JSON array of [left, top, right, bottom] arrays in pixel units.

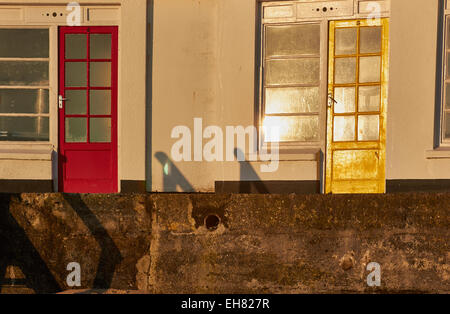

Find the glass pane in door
[[66, 118, 87, 143], [90, 90, 111, 115], [90, 34, 112, 59], [65, 90, 87, 115], [360, 27, 382, 54], [90, 118, 111, 143], [335, 58, 356, 84], [335, 28, 357, 55], [90, 62, 111, 87], [65, 34, 87, 59]]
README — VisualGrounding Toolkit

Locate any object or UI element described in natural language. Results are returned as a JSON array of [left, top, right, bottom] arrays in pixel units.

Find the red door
[[59, 26, 118, 193]]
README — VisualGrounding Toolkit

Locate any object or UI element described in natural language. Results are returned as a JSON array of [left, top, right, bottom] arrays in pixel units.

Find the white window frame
[[441, 4, 450, 147], [258, 9, 328, 155], [0, 26, 54, 145]]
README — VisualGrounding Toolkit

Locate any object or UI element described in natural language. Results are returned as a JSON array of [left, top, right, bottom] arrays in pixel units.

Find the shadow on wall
[[155, 149, 269, 193], [155, 152, 195, 192], [0, 194, 124, 293], [0, 194, 60, 293], [234, 148, 268, 193], [62, 194, 123, 290]]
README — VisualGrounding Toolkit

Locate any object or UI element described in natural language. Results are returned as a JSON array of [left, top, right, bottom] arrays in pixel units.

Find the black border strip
[[120, 180, 147, 193], [0, 180, 53, 193], [215, 181, 320, 194]]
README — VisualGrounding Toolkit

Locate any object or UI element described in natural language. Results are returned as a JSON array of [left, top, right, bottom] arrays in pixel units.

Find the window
[[261, 22, 321, 144], [0, 29, 50, 142], [442, 15, 450, 144]]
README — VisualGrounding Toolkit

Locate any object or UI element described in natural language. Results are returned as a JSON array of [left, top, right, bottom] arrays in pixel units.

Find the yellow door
[[326, 19, 389, 194]]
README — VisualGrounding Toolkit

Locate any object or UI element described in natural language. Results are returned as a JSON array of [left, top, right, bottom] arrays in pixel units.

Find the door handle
[[328, 93, 337, 108], [58, 95, 68, 109]]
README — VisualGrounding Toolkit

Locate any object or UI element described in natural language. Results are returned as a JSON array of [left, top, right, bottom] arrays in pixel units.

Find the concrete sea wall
[[0, 193, 448, 293]]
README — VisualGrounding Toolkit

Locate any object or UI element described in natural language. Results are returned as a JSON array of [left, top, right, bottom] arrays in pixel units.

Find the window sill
[[247, 148, 320, 162], [425, 148, 450, 159], [0, 144, 54, 161]]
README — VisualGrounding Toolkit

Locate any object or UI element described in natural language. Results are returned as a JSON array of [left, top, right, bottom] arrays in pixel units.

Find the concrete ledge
[[0, 193, 448, 294]]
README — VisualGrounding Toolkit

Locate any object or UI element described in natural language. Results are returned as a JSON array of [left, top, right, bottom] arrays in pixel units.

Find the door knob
[[58, 95, 68, 109], [328, 93, 337, 108]]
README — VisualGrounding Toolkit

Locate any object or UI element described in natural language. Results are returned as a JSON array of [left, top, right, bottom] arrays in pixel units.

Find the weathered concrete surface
[[0, 193, 448, 293]]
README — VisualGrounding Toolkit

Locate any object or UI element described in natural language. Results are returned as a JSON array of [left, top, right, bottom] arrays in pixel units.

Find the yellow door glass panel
[[358, 115, 380, 141], [359, 86, 381, 112], [335, 28, 357, 55], [360, 27, 382, 54], [335, 58, 356, 84], [334, 87, 356, 113], [333, 116, 355, 142], [359, 56, 381, 83]]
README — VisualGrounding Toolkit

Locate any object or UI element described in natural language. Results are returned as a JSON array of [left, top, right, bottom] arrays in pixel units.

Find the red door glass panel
[[58, 26, 118, 193]]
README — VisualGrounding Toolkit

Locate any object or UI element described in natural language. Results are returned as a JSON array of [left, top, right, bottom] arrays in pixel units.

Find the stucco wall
[[0, 193, 448, 293], [150, 0, 450, 193], [150, 0, 319, 193], [387, 0, 450, 179]]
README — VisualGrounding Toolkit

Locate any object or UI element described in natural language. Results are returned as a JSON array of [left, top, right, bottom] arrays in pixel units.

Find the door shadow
[[62, 194, 123, 289], [0, 194, 60, 293]]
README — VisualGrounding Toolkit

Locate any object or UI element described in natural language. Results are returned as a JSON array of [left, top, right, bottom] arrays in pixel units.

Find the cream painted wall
[[151, 0, 319, 192], [151, 0, 450, 192], [387, 0, 450, 179], [0, 160, 51, 179], [119, 0, 147, 182]]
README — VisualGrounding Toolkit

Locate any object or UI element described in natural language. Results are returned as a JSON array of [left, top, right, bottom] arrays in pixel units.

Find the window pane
[[447, 53, 450, 79], [264, 116, 319, 142], [65, 90, 87, 115], [334, 116, 355, 142], [0, 62, 49, 86], [358, 115, 380, 141], [0, 89, 49, 114], [445, 113, 450, 139], [0, 29, 48, 58], [66, 118, 87, 143], [335, 28, 357, 55], [265, 87, 319, 114], [447, 18, 450, 49], [90, 90, 111, 115], [334, 87, 355, 113], [265, 24, 320, 57], [90, 34, 112, 59], [66, 34, 87, 59], [446, 83, 450, 109], [90, 62, 111, 87], [359, 86, 381, 112], [65, 62, 87, 87], [359, 56, 381, 83], [335, 58, 356, 84], [0, 116, 49, 141], [265, 58, 319, 85], [360, 27, 382, 54], [90, 118, 111, 143]]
